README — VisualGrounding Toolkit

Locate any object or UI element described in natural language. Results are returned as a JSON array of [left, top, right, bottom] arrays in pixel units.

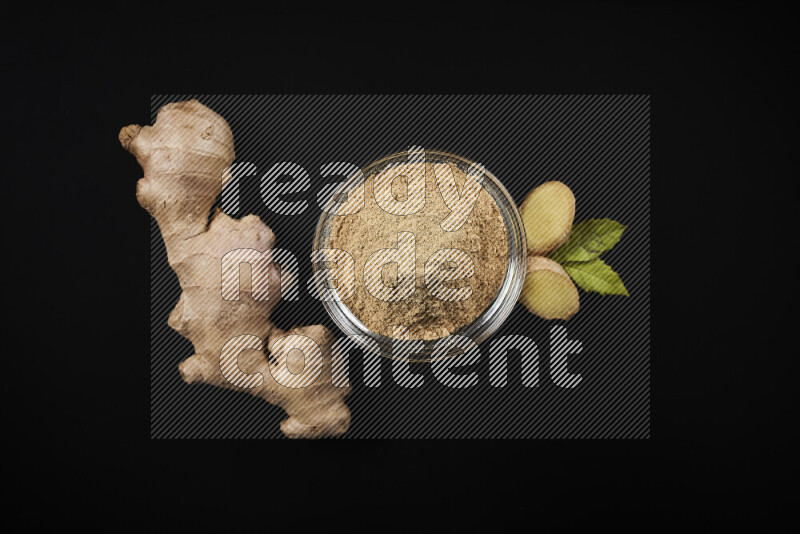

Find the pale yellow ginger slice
[[520, 256, 580, 320], [519, 181, 575, 255]]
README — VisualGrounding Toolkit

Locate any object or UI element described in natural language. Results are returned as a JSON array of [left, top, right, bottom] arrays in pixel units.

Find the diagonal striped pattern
[[435, 161, 485, 232], [317, 162, 365, 216], [268, 334, 324, 389], [260, 162, 311, 215], [489, 334, 540, 388], [424, 248, 476, 302], [363, 231, 416, 302], [221, 162, 258, 214], [431, 335, 482, 388], [220, 335, 264, 389], [221, 249, 274, 301], [309, 248, 356, 301], [372, 146, 427, 216], [149, 95, 650, 439]]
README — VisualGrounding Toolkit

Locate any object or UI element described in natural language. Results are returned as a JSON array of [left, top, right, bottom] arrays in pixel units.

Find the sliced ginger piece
[[520, 256, 580, 320], [520, 181, 575, 255]]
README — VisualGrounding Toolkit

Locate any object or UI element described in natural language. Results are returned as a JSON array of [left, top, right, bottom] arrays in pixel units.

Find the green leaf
[[563, 259, 629, 296], [550, 219, 626, 263]]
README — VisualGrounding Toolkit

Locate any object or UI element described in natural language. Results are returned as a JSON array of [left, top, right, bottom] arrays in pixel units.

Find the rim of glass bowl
[[312, 149, 527, 362]]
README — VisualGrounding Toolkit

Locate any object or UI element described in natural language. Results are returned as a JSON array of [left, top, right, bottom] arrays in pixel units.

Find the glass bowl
[[312, 149, 526, 362]]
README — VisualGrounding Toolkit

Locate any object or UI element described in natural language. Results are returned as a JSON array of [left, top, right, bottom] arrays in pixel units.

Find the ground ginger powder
[[328, 155, 509, 341]]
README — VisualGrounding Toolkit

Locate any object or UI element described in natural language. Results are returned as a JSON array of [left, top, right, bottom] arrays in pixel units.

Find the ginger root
[[519, 181, 575, 255], [121, 100, 350, 438], [520, 256, 580, 320]]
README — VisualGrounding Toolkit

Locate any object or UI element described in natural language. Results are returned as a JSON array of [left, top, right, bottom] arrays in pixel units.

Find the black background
[[5, 3, 792, 530]]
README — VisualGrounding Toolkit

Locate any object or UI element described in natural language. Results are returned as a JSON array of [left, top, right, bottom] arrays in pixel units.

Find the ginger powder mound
[[328, 152, 509, 341]]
